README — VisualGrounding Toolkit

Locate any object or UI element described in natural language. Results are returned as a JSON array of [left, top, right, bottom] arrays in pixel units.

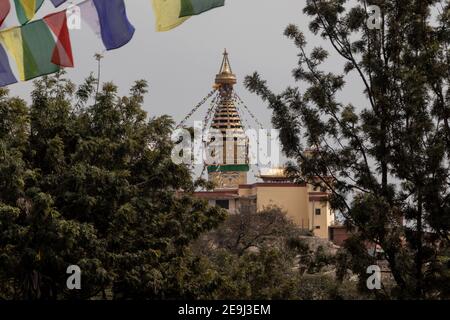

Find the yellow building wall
[[237, 188, 253, 197], [309, 200, 333, 239], [234, 184, 334, 239], [254, 186, 310, 229]]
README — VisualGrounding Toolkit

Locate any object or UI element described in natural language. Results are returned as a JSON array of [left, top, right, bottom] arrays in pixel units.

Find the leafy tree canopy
[[0, 72, 225, 300]]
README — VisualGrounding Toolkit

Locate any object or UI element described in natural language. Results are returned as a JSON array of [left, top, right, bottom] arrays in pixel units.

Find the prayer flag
[[0, 21, 59, 81], [21, 20, 60, 80], [79, 0, 135, 50], [152, 0, 189, 32], [179, 0, 224, 18], [50, 0, 67, 7], [0, 43, 17, 86], [44, 10, 74, 67], [0, 0, 11, 27], [0, 27, 25, 79]]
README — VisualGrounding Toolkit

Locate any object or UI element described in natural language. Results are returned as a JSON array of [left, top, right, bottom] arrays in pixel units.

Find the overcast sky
[[5, 0, 359, 122], [4, 0, 367, 178]]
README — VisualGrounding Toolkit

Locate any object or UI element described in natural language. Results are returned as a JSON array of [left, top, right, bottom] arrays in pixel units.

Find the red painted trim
[[194, 190, 238, 195], [195, 195, 239, 200], [309, 196, 329, 202], [308, 192, 329, 196], [329, 225, 348, 230], [238, 182, 307, 188], [193, 189, 240, 200]]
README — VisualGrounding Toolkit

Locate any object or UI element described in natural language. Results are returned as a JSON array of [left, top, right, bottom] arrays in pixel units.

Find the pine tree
[[245, 0, 450, 299]]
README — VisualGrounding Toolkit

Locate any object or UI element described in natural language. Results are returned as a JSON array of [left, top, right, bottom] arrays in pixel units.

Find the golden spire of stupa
[[214, 49, 237, 87], [207, 50, 249, 189], [211, 49, 242, 132]]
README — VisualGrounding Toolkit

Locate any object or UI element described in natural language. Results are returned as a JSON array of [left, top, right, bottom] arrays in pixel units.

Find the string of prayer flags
[[0, 20, 60, 81], [0, 0, 228, 87], [14, 0, 45, 25], [0, 0, 136, 87]]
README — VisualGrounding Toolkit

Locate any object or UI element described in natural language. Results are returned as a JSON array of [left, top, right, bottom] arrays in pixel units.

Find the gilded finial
[[215, 49, 237, 87]]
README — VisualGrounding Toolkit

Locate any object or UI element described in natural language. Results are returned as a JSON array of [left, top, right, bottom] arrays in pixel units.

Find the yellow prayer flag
[[21, 0, 37, 21], [151, 0, 190, 32], [14, 0, 44, 25], [0, 27, 25, 80]]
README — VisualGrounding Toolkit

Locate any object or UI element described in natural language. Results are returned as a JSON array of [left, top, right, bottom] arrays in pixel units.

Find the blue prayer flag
[[0, 44, 17, 87], [92, 0, 135, 50], [51, 0, 67, 7]]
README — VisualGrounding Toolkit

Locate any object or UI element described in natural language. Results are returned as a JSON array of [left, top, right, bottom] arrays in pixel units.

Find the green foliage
[[192, 207, 364, 300], [0, 72, 225, 299]]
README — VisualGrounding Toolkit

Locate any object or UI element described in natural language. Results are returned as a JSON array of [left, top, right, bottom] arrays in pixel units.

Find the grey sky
[[6, 0, 314, 124], [5, 0, 367, 179]]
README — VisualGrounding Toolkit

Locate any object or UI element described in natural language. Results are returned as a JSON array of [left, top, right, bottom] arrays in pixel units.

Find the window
[[315, 208, 321, 215], [315, 226, 321, 229], [216, 200, 229, 210]]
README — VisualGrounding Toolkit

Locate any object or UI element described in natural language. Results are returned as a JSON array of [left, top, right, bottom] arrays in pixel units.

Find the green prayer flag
[[22, 20, 59, 80], [179, 0, 225, 18]]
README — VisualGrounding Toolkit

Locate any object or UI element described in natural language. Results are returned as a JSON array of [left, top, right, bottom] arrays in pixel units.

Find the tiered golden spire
[[211, 49, 242, 132], [207, 50, 249, 189]]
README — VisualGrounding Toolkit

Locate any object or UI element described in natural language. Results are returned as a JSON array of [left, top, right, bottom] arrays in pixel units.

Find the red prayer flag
[[0, 0, 11, 27], [44, 10, 74, 68]]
